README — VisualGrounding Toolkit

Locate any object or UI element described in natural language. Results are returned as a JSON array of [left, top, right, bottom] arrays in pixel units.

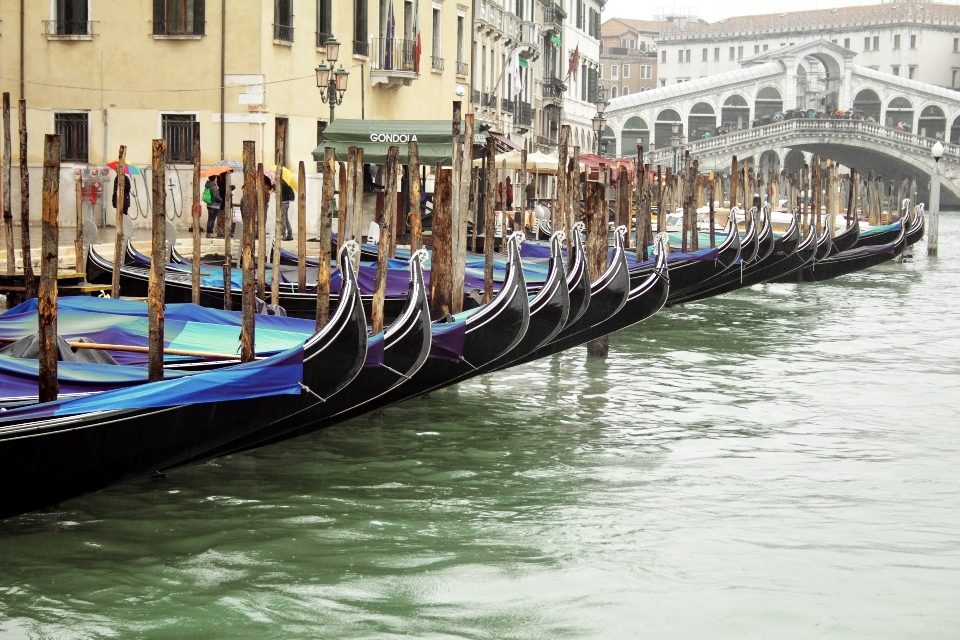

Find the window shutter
[[588, 68, 598, 103], [153, 0, 166, 35], [194, 0, 206, 35]]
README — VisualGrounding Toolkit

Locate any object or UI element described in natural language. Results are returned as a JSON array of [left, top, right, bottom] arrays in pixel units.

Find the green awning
[[312, 119, 486, 165], [519, 57, 529, 68], [550, 34, 562, 46]]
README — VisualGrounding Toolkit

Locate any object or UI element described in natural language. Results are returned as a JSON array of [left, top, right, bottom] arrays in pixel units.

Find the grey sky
[[601, 0, 960, 24]]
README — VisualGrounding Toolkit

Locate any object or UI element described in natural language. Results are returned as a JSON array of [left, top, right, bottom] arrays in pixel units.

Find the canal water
[[1, 217, 959, 638]]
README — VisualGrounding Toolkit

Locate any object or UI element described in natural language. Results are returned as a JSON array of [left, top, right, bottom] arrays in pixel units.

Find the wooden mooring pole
[[256, 162, 267, 297], [452, 111, 473, 314], [297, 161, 307, 293], [38, 134, 60, 403], [74, 178, 83, 272], [371, 145, 399, 334], [317, 148, 335, 330], [845, 168, 856, 228], [148, 140, 166, 382], [555, 126, 569, 237], [240, 141, 256, 362], [408, 140, 422, 253], [2, 93, 13, 276], [271, 120, 285, 306], [191, 122, 201, 304], [483, 137, 496, 304], [431, 166, 454, 319], [19, 99, 35, 299], [585, 175, 609, 358], [729, 156, 739, 212], [111, 144, 126, 299], [222, 169, 233, 311]]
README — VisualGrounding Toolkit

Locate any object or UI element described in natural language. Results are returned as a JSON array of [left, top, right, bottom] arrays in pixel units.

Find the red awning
[[578, 154, 636, 183], [489, 132, 522, 154]]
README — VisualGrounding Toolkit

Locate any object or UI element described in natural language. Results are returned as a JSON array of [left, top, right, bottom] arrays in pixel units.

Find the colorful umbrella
[[268, 164, 299, 190], [199, 165, 233, 179], [108, 159, 142, 175]]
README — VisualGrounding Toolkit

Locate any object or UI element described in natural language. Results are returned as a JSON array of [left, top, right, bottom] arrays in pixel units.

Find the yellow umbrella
[[269, 164, 299, 190]]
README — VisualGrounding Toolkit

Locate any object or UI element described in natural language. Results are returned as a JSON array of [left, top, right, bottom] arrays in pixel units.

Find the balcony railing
[[456, 61, 469, 76], [472, 89, 481, 105], [152, 19, 205, 36], [502, 98, 515, 112], [44, 20, 95, 36], [273, 23, 294, 43], [543, 75, 567, 99], [544, 3, 565, 30], [431, 56, 444, 72], [354, 39, 369, 57], [316, 31, 332, 47], [371, 38, 416, 72], [516, 101, 533, 126]]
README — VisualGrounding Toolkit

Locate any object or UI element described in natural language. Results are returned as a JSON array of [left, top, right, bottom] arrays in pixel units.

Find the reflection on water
[[1, 219, 959, 638]]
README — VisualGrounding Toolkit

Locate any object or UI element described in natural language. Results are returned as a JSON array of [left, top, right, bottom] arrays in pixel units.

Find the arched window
[[853, 89, 881, 122], [721, 94, 750, 130], [754, 87, 783, 122], [885, 97, 914, 131], [918, 105, 947, 140], [689, 102, 716, 140], [610, 86, 619, 99], [621, 116, 650, 154], [655, 109, 683, 149], [951, 115, 960, 144], [622, 86, 630, 96]]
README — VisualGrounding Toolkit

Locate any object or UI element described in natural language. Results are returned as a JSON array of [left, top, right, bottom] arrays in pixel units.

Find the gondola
[[828, 216, 861, 255], [765, 222, 820, 284], [906, 207, 925, 246], [799, 217, 906, 282], [171, 248, 435, 466], [0, 244, 368, 520], [854, 219, 901, 248], [666, 207, 759, 306]]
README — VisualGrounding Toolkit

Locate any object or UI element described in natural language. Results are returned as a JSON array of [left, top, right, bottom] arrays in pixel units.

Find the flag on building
[[566, 45, 580, 82], [509, 48, 524, 94], [413, 0, 422, 74]]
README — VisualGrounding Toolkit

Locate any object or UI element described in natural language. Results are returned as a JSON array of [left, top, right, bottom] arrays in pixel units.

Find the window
[[864, 37, 870, 51], [894, 34, 901, 49], [953, 68, 960, 88], [274, 0, 293, 42], [456, 15, 465, 67], [611, 65, 618, 79], [611, 86, 618, 98], [354, 0, 368, 55], [54, 113, 88, 162], [909, 65, 917, 79], [702, 48, 708, 61], [317, 0, 332, 45], [622, 86, 629, 96], [661, 49, 666, 63], [831, 39, 837, 45], [873, 36, 879, 50], [623, 64, 630, 78], [431, 7, 441, 61], [763, 44, 768, 51], [640, 65, 652, 79], [599, 64, 603, 78], [714, 47, 719, 61], [630, 39, 635, 48], [685, 49, 691, 62], [737, 46, 743, 58], [678, 49, 683, 62], [576, 0, 584, 30], [677, 77, 688, 83], [729, 46, 735, 60], [153, 0, 206, 35], [54, 0, 89, 35], [955, 37, 959, 52], [754, 45, 759, 54], [843, 38, 850, 48], [910, 35, 917, 48], [161, 114, 196, 164], [892, 65, 900, 76], [660, 78, 666, 87]]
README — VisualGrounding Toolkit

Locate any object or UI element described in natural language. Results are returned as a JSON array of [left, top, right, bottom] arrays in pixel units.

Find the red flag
[[566, 45, 580, 82], [414, 31, 422, 74]]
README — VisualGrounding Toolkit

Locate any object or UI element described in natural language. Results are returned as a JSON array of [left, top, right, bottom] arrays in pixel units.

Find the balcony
[[517, 101, 533, 126], [353, 39, 369, 57], [457, 61, 469, 77], [44, 20, 96, 39], [481, 93, 491, 108], [273, 23, 294, 43], [544, 3, 565, 33], [518, 20, 541, 59], [502, 98, 515, 113], [543, 75, 567, 101], [472, 89, 482, 105], [371, 38, 417, 88], [431, 56, 444, 72], [152, 19, 205, 37], [316, 31, 332, 47]]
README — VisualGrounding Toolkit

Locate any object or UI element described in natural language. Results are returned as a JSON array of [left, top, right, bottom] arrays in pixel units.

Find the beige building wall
[[0, 0, 470, 228]]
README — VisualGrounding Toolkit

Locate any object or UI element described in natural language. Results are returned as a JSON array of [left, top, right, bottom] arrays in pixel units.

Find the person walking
[[204, 175, 222, 238], [280, 179, 295, 241], [112, 173, 131, 219]]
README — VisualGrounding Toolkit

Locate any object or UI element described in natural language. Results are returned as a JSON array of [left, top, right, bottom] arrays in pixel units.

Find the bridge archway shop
[[721, 95, 750, 131], [655, 109, 683, 150], [853, 89, 882, 122], [621, 117, 650, 155]]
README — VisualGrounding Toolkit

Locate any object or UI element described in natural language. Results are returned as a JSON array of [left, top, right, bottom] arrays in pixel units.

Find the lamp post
[[670, 122, 681, 173], [592, 85, 607, 155], [929, 140, 943, 256], [316, 37, 350, 124]]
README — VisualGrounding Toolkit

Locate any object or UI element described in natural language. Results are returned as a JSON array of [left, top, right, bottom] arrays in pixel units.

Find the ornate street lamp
[[929, 140, 944, 256], [317, 37, 349, 123]]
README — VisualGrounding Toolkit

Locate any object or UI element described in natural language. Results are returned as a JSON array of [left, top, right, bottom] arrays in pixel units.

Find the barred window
[[55, 113, 89, 163], [55, 0, 89, 35], [161, 114, 197, 164], [153, 0, 206, 35], [275, 0, 294, 42]]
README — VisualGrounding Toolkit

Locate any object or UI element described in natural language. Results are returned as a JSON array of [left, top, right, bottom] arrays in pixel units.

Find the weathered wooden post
[[452, 113, 474, 313], [191, 122, 201, 304], [483, 137, 497, 303], [662, 166, 672, 230], [708, 172, 716, 248], [681, 159, 691, 253], [408, 140, 422, 253], [469, 167, 480, 252], [271, 121, 285, 306], [74, 178, 83, 271], [148, 139, 167, 382], [729, 156, 739, 211], [222, 170, 233, 311], [297, 160, 307, 293], [38, 134, 60, 403], [811, 156, 822, 236], [371, 145, 399, 334], [352, 148, 365, 259], [657, 165, 666, 233], [344, 147, 358, 243], [518, 147, 527, 233], [240, 141, 257, 363], [691, 159, 700, 251], [256, 162, 266, 296], [568, 146, 581, 239], [585, 176, 609, 358], [317, 148, 335, 330], [18, 100, 35, 299], [866, 170, 878, 226], [616, 166, 630, 244], [111, 144, 126, 299], [431, 166, 454, 318], [554, 126, 569, 237], [2, 93, 13, 276]]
